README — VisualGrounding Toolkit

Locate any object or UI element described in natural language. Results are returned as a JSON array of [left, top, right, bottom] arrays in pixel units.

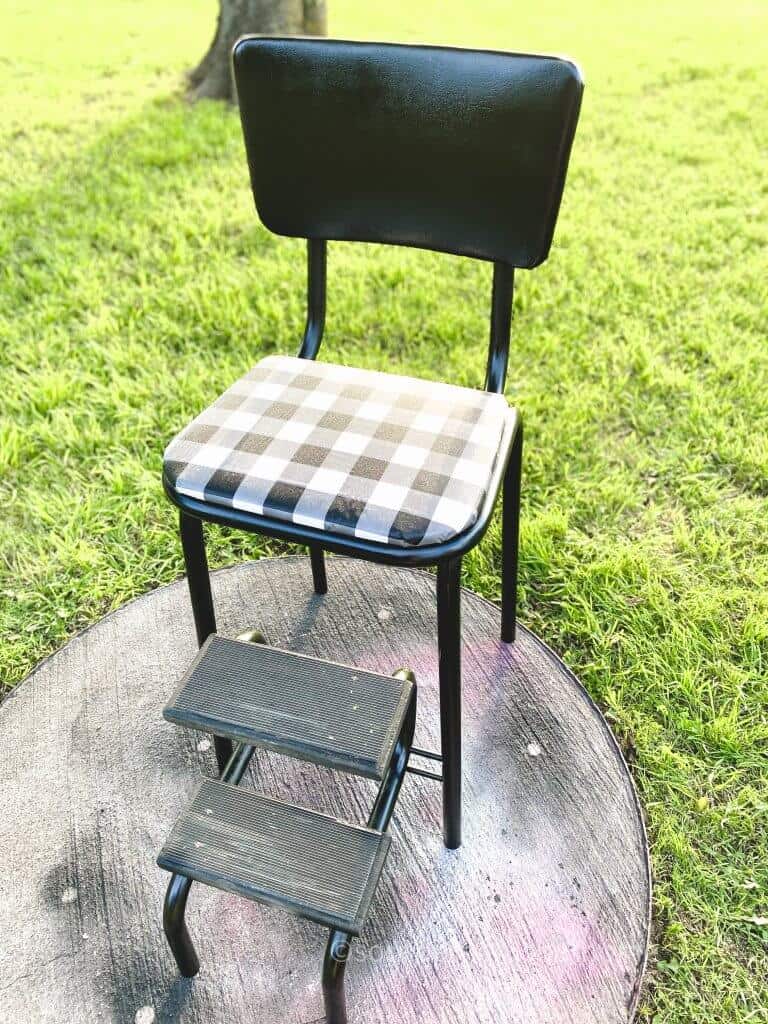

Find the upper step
[[158, 777, 391, 935], [164, 634, 414, 780]]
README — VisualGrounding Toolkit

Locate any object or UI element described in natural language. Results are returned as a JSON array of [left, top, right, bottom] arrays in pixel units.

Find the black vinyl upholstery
[[232, 38, 583, 267]]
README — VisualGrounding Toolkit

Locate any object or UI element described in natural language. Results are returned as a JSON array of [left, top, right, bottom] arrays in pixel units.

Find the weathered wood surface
[[0, 557, 650, 1024]]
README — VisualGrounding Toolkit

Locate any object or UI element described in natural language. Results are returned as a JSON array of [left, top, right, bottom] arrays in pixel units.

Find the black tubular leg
[[211, 735, 234, 776], [179, 511, 216, 645], [161, 742, 256, 978], [309, 544, 328, 594], [437, 557, 462, 850], [179, 511, 233, 773], [323, 930, 350, 1024], [320, 674, 415, 1023], [368, 673, 416, 831], [163, 874, 199, 977], [501, 422, 523, 643]]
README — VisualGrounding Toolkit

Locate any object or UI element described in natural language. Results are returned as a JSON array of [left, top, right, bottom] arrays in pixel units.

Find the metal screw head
[[236, 629, 266, 644]]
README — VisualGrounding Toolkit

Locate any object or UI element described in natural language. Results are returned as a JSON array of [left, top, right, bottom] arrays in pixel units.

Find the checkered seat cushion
[[164, 356, 515, 548]]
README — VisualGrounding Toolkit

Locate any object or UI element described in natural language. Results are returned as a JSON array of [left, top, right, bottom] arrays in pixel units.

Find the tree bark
[[302, 0, 328, 35], [189, 0, 328, 102]]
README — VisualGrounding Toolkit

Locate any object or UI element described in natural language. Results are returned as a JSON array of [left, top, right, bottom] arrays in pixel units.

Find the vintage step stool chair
[[158, 633, 416, 1024], [162, 38, 583, 849]]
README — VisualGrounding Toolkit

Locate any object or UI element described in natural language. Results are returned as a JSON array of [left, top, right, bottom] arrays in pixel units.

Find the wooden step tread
[[157, 778, 391, 935], [164, 634, 414, 780]]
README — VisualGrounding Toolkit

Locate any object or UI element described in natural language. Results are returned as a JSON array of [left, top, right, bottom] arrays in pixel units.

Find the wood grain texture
[[0, 557, 650, 1024]]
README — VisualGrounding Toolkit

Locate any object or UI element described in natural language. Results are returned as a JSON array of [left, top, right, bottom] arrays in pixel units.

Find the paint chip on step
[[135, 1008, 155, 1024], [526, 742, 542, 757], [197, 738, 211, 753], [61, 887, 78, 904], [377, 607, 392, 622]]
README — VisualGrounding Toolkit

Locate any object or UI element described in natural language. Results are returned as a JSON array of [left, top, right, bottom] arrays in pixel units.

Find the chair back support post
[[298, 238, 327, 360], [485, 263, 514, 394]]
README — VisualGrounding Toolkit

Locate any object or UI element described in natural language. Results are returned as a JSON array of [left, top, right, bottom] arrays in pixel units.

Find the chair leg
[[179, 511, 232, 773], [309, 544, 328, 595], [323, 930, 351, 1024], [163, 873, 199, 977], [501, 422, 523, 644], [437, 557, 462, 850], [179, 511, 216, 644]]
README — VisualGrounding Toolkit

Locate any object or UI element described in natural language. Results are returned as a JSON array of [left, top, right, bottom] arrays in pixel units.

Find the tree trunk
[[189, 0, 328, 102]]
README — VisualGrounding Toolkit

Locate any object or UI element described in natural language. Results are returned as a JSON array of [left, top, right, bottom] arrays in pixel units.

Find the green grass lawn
[[1, 1, 766, 1019]]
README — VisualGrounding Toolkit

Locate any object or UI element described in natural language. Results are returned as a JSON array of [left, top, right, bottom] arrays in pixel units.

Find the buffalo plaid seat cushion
[[164, 356, 515, 548]]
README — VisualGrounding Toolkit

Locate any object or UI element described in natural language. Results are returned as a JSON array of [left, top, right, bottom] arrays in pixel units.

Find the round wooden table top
[[0, 557, 650, 1024]]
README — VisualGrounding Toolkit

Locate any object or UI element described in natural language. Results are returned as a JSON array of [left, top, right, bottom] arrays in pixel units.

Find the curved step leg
[[323, 929, 351, 1024], [163, 873, 199, 977]]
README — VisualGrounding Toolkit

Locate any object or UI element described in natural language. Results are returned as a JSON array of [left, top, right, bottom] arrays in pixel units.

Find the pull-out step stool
[[157, 634, 416, 1024]]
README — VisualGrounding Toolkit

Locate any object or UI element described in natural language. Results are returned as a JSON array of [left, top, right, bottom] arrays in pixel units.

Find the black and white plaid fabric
[[164, 356, 514, 548]]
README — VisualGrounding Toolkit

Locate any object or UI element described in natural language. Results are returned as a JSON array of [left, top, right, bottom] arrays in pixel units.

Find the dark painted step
[[157, 778, 391, 935], [164, 634, 414, 780]]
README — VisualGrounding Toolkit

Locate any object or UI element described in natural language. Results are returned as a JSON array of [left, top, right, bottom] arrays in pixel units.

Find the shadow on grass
[[0, 93, 280, 314]]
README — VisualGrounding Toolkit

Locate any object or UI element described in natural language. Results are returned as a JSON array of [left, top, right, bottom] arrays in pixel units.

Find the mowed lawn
[[1, 1, 766, 1020]]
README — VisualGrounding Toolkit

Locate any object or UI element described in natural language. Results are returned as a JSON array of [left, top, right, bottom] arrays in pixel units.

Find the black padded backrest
[[232, 37, 583, 268]]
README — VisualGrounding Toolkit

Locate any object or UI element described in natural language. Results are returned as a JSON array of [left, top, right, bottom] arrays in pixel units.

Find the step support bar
[[322, 668, 416, 1024]]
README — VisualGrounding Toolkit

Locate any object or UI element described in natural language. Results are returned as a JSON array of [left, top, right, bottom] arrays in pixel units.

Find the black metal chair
[[163, 38, 583, 849]]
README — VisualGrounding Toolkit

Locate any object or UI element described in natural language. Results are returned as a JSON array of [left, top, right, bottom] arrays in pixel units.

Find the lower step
[[157, 778, 391, 936]]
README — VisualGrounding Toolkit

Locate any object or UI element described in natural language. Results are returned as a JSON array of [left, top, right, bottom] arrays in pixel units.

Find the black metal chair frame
[[167, 246, 520, 853], [163, 662, 417, 1024], [164, 38, 583, 851]]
